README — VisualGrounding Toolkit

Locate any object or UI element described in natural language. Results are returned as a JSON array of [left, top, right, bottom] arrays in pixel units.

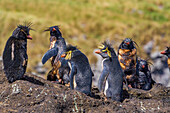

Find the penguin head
[[95, 41, 116, 58], [120, 38, 136, 49], [61, 45, 80, 60], [138, 59, 149, 72], [44, 26, 62, 38], [12, 23, 33, 40], [161, 47, 170, 58]]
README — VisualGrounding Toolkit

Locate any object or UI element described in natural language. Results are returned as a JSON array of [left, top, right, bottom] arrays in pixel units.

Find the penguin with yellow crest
[[95, 41, 124, 102]]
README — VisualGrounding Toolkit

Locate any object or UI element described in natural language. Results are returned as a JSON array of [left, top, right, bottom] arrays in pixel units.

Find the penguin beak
[[27, 35, 32, 40], [126, 42, 130, 45], [95, 50, 102, 54], [61, 54, 66, 58], [160, 51, 166, 54], [142, 65, 145, 68], [52, 28, 56, 31]]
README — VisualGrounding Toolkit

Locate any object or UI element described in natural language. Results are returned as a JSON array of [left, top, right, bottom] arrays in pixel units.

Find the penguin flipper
[[42, 47, 58, 64]]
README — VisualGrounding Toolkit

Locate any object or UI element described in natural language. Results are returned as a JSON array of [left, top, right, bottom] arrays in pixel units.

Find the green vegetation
[[0, 0, 170, 72]]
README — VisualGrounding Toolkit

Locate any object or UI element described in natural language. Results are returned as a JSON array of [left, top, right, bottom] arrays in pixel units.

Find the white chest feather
[[104, 80, 108, 95], [11, 42, 14, 60]]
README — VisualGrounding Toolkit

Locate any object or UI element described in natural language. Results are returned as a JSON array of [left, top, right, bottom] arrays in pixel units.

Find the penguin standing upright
[[61, 45, 93, 95], [136, 59, 155, 90], [161, 47, 170, 69], [118, 38, 137, 88], [95, 41, 123, 102], [42, 26, 70, 85], [3, 24, 33, 83]]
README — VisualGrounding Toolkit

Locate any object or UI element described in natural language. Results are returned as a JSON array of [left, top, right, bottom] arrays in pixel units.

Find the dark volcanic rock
[[0, 59, 169, 113]]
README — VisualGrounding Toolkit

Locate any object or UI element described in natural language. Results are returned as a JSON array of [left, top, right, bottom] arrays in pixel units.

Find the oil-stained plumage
[[118, 38, 137, 88], [3, 23, 33, 83], [95, 41, 123, 102], [42, 26, 70, 85], [161, 47, 170, 68], [61, 45, 93, 95], [136, 59, 155, 90]]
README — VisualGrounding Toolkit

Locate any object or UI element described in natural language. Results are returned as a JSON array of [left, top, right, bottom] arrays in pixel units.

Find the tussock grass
[[0, 0, 169, 72]]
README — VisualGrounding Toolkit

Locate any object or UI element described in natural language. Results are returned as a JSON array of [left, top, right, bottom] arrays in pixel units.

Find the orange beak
[[161, 51, 166, 54], [61, 54, 66, 58], [52, 28, 56, 31], [126, 42, 130, 45], [27, 35, 32, 40], [95, 50, 102, 54], [142, 65, 145, 68]]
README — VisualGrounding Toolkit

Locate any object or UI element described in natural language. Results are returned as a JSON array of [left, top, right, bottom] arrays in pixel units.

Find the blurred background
[[0, 0, 169, 86]]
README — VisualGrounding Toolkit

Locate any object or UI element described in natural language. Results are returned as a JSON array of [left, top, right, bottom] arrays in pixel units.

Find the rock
[[0, 60, 169, 112]]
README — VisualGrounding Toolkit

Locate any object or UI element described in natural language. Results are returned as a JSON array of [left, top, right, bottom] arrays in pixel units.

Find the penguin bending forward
[[95, 41, 123, 102], [3, 24, 33, 83], [61, 45, 93, 95]]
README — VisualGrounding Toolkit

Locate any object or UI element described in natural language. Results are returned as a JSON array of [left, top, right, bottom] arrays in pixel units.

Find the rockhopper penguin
[[118, 38, 137, 88], [136, 59, 155, 90], [3, 23, 33, 83], [61, 45, 93, 95], [42, 26, 70, 85], [95, 41, 123, 102]]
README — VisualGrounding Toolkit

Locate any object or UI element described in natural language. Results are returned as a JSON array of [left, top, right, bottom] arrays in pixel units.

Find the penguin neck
[[103, 56, 118, 63], [55, 36, 66, 52], [69, 51, 87, 65]]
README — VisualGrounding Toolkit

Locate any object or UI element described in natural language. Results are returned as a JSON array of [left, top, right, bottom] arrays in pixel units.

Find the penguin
[[61, 45, 93, 95], [95, 41, 123, 102], [161, 47, 170, 68], [42, 26, 70, 85], [118, 38, 137, 88], [136, 59, 155, 90], [3, 23, 33, 83]]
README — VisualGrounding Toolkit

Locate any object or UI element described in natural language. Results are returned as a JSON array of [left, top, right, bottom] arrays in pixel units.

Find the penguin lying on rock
[[61, 45, 93, 95], [3, 23, 33, 83], [42, 26, 70, 85], [95, 41, 123, 102]]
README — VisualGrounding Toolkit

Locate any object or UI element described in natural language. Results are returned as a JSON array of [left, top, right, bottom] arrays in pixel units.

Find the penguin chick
[[118, 38, 137, 88], [61, 45, 93, 95], [3, 23, 33, 83], [42, 26, 70, 85], [161, 47, 170, 68], [136, 59, 155, 90], [95, 41, 123, 102]]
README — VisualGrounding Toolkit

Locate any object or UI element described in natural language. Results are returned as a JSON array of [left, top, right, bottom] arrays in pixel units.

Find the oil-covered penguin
[[3, 23, 33, 83], [42, 26, 70, 85], [136, 59, 155, 90], [118, 38, 137, 88]]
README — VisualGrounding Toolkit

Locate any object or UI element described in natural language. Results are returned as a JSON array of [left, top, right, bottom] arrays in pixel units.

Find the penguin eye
[[21, 29, 27, 36]]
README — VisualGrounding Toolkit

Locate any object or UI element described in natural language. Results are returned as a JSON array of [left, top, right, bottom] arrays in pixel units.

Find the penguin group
[[2, 24, 169, 102]]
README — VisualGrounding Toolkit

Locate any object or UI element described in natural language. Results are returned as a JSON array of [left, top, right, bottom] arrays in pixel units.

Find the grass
[[0, 0, 170, 72]]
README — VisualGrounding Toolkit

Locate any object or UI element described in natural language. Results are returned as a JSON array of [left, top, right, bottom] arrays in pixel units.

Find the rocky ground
[[0, 60, 170, 113]]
